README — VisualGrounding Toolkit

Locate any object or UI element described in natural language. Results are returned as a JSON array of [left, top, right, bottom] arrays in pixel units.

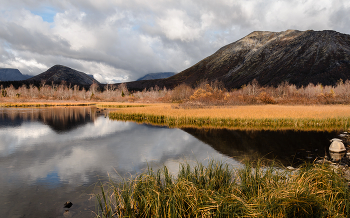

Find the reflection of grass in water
[[0, 102, 147, 108], [95, 160, 350, 217], [109, 112, 350, 131], [0, 103, 96, 107], [96, 104, 146, 108]]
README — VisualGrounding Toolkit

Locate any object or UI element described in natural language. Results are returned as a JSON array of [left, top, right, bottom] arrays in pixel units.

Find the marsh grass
[[95, 160, 350, 217], [109, 112, 350, 131]]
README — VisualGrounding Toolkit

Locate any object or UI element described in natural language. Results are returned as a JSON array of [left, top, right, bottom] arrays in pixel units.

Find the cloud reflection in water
[[0, 107, 240, 217], [0, 115, 239, 187]]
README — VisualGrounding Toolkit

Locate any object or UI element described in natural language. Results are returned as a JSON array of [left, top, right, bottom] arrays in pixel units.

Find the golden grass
[[2, 102, 350, 120], [108, 104, 350, 131], [109, 103, 350, 119], [2, 101, 350, 130], [95, 160, 350, 218]]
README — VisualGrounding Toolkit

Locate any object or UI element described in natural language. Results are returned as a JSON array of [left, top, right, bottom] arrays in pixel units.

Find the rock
[[329, 138, 346, 153], [64, 201, 73, 208]]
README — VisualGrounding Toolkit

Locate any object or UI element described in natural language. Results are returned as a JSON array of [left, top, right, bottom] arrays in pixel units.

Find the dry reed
[[95, 160, 350, 217]]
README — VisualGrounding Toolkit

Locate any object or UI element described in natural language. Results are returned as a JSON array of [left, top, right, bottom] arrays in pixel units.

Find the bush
[[170, 84, 193, 102], [258, 91, 276, 104]]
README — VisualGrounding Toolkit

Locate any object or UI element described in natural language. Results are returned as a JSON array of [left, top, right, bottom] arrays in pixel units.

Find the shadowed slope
[[124, 30, 350, 90]]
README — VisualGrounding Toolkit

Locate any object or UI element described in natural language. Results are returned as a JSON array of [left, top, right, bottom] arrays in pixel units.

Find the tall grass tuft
[[95, 160, 350, 217]]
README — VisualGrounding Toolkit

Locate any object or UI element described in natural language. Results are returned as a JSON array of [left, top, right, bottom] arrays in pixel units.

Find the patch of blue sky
[[41, 170, 61, 189], [31, 6, 57, 23], [2, 41, 12, 50]]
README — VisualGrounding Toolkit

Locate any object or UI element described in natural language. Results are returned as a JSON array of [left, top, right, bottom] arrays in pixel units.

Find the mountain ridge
[[0, 68, 32, 81], [122, 29, 350, 90], [27, 65, 100, 85], [137, 72, 176, 81]]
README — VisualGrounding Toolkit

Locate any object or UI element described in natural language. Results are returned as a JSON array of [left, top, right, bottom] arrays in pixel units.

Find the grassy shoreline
[[108, 104, 350, 131], [109, 112, 350, 131], [95, 160, 350, 217], [2, 102, 350, 130]]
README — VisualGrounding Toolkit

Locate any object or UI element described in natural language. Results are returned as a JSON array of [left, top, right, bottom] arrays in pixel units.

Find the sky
[[0, 0, 349, 83]]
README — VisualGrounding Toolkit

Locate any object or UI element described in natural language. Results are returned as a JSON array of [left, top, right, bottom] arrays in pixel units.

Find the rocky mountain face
[[27, 65, 100, 85], [0, 68, 32, 81], [124, 30, 350, 90], [137, 72, 176, 81]]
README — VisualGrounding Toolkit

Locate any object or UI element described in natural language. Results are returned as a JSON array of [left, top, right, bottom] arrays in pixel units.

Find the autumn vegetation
[[1, 79, 350, 106], [95, 160, 350, 218]]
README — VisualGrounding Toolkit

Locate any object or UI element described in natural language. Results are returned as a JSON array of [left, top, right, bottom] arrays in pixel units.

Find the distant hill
[[122, 30, 350, 90], [27, 65, 100, 85], [137, 72, 176, 81], [0, 68, 32, 81]]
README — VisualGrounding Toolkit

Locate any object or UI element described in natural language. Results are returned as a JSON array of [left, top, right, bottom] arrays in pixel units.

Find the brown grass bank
[[109, 104, 350, 131], [2, 101, 350, 131]]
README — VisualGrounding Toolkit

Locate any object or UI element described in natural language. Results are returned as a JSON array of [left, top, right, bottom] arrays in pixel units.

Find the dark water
[[182, 128, 340, 166], [0, 107, 341, 217]]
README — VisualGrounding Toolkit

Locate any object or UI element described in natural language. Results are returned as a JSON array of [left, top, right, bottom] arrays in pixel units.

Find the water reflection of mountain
[[182, 128, 339, 166], [0, 114, 24, 127], [0, 107, 98, 132]]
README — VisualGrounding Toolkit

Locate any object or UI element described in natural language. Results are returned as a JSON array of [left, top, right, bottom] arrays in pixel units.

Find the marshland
[[1, 81, 350, 217]]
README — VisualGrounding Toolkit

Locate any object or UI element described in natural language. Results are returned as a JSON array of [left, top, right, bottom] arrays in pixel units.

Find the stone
[[329, 138, 346, 153]]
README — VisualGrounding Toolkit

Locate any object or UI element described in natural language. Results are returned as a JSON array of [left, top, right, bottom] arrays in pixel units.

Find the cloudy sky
[[0, 0, 349, 83]]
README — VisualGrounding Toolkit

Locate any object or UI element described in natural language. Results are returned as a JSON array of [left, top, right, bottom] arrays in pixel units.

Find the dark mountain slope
[[123, 30, 350, 90], [27, 65, 100, 85]]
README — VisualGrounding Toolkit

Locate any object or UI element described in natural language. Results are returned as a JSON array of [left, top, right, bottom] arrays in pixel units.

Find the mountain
[[27, 65, 100, 85], [123, 30, 350, 90], [137, 72, 176, 81], [0, 68, 32, 81]]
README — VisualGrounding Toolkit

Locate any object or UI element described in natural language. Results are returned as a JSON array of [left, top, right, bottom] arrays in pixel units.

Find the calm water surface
[[0, 107, 340, 217]]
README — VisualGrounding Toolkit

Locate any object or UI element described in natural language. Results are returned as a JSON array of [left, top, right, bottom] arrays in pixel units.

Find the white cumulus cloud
[[0, 0, 349, 82]]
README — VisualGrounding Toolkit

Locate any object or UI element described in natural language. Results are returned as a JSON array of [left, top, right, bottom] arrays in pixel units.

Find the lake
[[0, 106, 341, 217]]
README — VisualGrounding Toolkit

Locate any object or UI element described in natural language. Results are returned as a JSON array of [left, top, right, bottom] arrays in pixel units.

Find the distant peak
[[28, 65, 100, 85], [49, 65, 72, 69]]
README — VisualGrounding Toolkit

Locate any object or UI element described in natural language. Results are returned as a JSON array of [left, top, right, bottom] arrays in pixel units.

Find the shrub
[[258, 91, 276, 104], [170, 84, 193, 102], [2, 89, 7, 97]]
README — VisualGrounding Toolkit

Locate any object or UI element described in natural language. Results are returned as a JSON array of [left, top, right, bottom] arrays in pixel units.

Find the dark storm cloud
[[0, 0, 349, 83]]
